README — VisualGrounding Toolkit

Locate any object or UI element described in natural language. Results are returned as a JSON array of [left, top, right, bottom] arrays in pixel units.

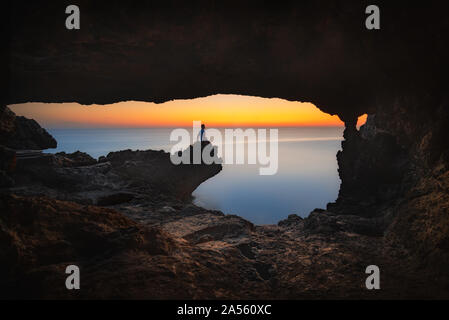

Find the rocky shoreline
[[1, 105, 449, 299]]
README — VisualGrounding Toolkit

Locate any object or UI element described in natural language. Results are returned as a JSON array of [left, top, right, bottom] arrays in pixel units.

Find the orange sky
[[9, 94, 367, 128]]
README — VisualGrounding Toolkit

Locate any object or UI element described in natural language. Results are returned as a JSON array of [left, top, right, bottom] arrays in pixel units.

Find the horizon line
[[45, 124, 348, 130]]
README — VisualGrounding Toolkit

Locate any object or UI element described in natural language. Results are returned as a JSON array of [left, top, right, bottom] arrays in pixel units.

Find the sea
[[46, 126, 344, 224]]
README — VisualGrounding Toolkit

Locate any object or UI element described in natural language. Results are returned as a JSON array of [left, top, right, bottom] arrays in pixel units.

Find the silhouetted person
[[198, 124, 207, 142]]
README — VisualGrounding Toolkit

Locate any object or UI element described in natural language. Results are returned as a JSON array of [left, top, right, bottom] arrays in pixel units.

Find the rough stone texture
[[5, 1, 449, 121], [2, 0, 449, 298], [0, 108, 448, 298], [0, 194, 177, 299], [7, 146, 221, 203], [329, 95, 449, 292], [0, 106, 56, 150], [55, 151, 97, 167], [104, 144, 222, 199], [2, 193, 446, 299]]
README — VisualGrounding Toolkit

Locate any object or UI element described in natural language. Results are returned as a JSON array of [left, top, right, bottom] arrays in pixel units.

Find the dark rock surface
[[0, 106, 56, 150], [326, 95, 449, 295], [55, 151, 97, 167], [0, 194, 178, 299], [3, 1, 449, 298], [2, 192, 445, 299], [5, 1, 448, 121], [1, 107, 448, 299], [0, 146, 16, 188]]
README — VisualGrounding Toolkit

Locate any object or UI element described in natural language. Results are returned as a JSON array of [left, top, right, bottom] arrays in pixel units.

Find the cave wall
[[4, 0, 449, 275], [331, 94, 449, 285], [335, 94, 449, 214]]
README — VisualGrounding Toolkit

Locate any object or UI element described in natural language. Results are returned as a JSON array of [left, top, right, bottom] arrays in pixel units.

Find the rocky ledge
[[2, 192, 437, 299]]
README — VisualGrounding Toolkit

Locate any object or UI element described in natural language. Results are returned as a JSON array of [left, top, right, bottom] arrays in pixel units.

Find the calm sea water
[[47, 127, 343, 224]]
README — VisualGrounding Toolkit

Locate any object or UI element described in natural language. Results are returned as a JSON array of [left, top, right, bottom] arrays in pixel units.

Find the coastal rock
[[0, 194, 177, 299], [55, 151, 97, 167], [181, 214, 254, 245], [4, 193, 442, 299], [278, 214, 304, 228], [104, 147, 222, 199], [329, 96, 449, 290], [9, 143, 221, 204], [0, 106, 57, 150]]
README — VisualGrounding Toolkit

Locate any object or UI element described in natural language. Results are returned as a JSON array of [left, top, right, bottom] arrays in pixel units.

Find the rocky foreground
[[0, 192, 427, 299], [0, 106, 448, 299]]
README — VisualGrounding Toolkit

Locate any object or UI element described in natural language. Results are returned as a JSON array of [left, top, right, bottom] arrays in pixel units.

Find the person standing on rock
[[198, 124, 207, 142]]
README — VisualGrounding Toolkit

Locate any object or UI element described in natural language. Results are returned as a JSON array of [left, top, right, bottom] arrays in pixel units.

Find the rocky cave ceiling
[[4, 0, 449, 124]]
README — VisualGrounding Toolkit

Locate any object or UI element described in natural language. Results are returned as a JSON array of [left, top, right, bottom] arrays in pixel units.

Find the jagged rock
[[55, 151, 97, 167], [0, 106, 15, 134], [98, 156, 108, 163], [0, 194, 177, 299], [104, 147, 222, 199], [8, 142, 221, 203], [6, 2, 448, 120], [334, 121, 409, 217], [303, 210, 385, 237], [0, 106, 56, 150], [182, 215, 254, 245], [278, 214, 304, 228]]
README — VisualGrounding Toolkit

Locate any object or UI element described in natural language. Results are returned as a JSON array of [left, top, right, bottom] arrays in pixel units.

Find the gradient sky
[[9, 94, 367, 128]]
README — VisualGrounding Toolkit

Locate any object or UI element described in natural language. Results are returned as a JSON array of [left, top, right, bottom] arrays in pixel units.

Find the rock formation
[[333, 96, 449, 289], [1, 104, 448, 299], [5, 2, 448, 120], [0, 106, 56, 150], [2, 0, 449, 298]]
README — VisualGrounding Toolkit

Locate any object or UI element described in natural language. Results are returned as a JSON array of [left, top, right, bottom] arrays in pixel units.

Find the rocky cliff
[[332, 95, 449, 288], [0, 106, 56, 150]]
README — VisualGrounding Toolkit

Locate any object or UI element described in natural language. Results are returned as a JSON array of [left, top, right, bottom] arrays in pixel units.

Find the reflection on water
[[47, 126, 343, 225]]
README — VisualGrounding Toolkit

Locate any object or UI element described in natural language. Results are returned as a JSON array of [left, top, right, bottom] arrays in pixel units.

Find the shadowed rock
[[0, 194, 177, 299], [2, 1, 449, 298], [0, 106, 56, 150], [55, 151, 97, 167]]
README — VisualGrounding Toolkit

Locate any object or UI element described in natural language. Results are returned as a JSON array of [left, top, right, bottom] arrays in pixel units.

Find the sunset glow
[[9, 94, 367, 128]]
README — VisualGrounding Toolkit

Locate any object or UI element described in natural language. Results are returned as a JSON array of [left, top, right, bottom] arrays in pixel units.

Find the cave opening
[[9, 95, 367, 225]]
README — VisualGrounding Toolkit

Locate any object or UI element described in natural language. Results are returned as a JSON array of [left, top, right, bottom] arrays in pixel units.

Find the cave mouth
[[9, 95, 366, 225]]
